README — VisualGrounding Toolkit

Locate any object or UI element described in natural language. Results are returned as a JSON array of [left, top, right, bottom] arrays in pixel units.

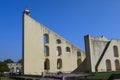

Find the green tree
[[17, 59, 22, 63], [3, 59, 14, 63], [0, 62, 10, 76]]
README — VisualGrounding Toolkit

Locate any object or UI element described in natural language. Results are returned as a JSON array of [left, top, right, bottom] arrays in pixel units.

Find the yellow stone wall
[[22, 13, 85, 75]]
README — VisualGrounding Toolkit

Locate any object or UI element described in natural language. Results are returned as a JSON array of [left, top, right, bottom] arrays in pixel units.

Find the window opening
[[57, 59, 62, 69], [66, 47, 70, 53], [44, 34, 49, 44], [56, 46, 62, 56], [56, 39, 61, 44], [44, 59, 50, 70], [106, 59, 112, 71], [113, 45, 119, 57], [115, 59, 120, 71], [44, 46, 49, 56]]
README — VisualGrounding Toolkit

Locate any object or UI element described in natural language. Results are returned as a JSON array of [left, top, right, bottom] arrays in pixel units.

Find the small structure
[[74, 35, 120, 73], [7, 63, 22, 74], [84, 35, 120, 72]]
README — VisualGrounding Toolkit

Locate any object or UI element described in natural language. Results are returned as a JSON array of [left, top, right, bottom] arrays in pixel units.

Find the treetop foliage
[[3, 59, 14, 63]]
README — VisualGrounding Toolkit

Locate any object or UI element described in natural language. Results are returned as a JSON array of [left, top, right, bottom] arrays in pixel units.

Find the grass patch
[[87, 71, 120, 80], [11, 76, 34, 80], [0, 76, 15, 80]]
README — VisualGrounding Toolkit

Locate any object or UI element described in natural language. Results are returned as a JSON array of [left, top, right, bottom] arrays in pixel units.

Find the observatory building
[[22, 9, 85, 75], [22, 9, 120, 76]]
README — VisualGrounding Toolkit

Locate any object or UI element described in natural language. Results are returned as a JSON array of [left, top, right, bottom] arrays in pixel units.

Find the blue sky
[[0, 0, 120, 61]]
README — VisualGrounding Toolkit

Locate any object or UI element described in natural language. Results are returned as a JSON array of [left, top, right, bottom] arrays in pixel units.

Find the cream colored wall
[[23, 13, 85, 75], [23, 14, 44, 75], [85, 35, 120, 72], [88, 36, 109, 72], [98, 40, 120, 72]]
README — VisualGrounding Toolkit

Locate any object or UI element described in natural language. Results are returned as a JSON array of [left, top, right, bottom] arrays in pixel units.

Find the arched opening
[[44, 59, 50, 70], [44, 34, 49, 44], [56, 39, 61, 44], [113, 45, 119, 57], [16, 67, 19, 72], [115, 59, 120, 71], [77, 59, 81, 67], [11, 67, 14, 72], [106, 59, 112, 71], [57, 59, 62, 69], [16, 67, 19, 70], [44, 46, 49, 56], [77, 51, 81, 57], [56, 46, 62, 56], [66, 47, 70, 53]]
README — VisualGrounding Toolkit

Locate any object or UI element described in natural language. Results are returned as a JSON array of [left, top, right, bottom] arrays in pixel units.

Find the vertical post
[[62, 77, 65, 80]]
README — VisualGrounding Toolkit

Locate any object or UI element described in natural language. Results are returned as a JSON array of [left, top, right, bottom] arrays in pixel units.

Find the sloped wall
[[84, 35, 120, 72], [22, 12, 85, 75]]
